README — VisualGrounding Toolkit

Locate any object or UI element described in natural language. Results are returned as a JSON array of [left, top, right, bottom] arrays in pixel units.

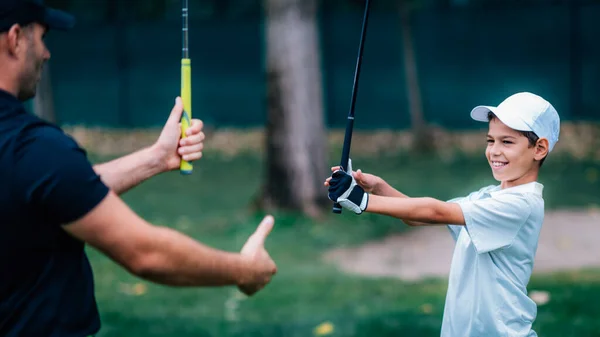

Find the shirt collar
[[489, 181, 544, 197], [0, 88, 20, 103], [0, 88, 26, 116]]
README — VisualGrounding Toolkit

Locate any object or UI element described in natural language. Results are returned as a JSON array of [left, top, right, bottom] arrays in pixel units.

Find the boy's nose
[[490, 144, 503, 156]]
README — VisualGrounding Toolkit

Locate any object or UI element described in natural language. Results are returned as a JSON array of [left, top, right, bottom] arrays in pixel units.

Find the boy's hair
[[487, 112, 546, 167]]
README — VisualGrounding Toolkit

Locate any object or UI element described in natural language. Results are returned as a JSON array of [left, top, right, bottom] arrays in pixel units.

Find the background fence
[[42, 1, 600, 129]]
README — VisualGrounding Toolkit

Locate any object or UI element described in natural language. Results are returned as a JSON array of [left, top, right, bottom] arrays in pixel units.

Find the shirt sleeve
[[445, 197, 466, 241], [456, 194, 531, 254], [11, 124, 110, 226]]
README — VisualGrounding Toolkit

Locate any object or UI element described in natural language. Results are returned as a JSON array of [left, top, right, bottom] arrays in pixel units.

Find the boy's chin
[[490, 171, 507, 182]]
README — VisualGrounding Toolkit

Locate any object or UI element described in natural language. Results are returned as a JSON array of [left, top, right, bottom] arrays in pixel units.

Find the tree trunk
[[399, 0, 432, 152], [33, 63, 56, 123], [260, 0, 328, 217]]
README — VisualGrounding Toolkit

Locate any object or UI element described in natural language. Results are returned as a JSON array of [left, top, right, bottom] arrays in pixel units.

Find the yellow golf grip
[[180, 58, 193, 174]]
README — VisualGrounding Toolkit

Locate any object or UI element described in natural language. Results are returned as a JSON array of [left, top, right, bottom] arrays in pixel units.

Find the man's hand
[[152, 97, 206, 172], [324, 159, 382, 194], [237, 215, 278, 296], [327, 166, 369, 215]]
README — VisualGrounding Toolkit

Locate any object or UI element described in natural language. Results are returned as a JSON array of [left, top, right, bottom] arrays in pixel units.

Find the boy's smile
[[491, 160, 508, 169], [486, 118, 541, 188]]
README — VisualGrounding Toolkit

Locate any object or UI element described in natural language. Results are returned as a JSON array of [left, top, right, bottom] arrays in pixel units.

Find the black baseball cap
[[0, 0, 75, 32]]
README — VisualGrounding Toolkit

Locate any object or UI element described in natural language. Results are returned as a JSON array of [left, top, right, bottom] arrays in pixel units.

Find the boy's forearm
[[373, 179, 408, 198], [133, 226, 247, 287], [366, 194, 461, 225], [93, 147, 166, 195], [371, 181, 429, 226]]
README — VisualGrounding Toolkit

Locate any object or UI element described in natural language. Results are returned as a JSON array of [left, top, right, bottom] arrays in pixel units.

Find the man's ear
[[534, 138, 549, 161], [5, 24, 25, 56]]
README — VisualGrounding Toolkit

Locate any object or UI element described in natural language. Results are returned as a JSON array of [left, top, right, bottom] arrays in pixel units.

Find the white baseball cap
[[470, 92, 561, 152]]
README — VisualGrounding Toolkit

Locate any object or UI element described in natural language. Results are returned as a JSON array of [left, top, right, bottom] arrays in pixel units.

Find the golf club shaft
[[333, 0, 371, 214]]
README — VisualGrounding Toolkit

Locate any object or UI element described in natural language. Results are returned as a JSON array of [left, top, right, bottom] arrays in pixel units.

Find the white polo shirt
[[442, 181, 545, 337]]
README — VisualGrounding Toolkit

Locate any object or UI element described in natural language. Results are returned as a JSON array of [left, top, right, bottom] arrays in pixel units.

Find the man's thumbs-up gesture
[[237, 215, 278, 296]]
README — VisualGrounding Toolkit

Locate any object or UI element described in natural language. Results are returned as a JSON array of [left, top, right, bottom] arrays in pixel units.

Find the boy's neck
[[501, 169, 539, 189]]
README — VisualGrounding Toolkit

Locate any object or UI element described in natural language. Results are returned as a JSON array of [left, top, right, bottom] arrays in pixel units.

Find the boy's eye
[[486, 139, 494, 144], [502, 140, 513, 144]]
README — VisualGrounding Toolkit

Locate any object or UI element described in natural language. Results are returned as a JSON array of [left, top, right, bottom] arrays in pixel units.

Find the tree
[[397, 0, 432, 152], [260, 0, 328, 217], [33, 63, 56, 123]]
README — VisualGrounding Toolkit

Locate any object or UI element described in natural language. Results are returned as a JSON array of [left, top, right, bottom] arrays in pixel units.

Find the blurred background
[[30, 0, 600, 336]]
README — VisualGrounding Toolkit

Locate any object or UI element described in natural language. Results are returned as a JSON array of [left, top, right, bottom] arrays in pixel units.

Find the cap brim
[[470, 105, 533, 132], [470, 105, 495, 122], [44, 7, 75, 31]]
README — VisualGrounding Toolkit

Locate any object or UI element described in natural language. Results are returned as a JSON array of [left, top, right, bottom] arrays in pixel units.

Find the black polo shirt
[[0, 89, 109, 337]]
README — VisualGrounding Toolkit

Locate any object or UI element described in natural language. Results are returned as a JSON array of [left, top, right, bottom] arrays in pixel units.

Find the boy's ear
[[534, 138, 549, 161]]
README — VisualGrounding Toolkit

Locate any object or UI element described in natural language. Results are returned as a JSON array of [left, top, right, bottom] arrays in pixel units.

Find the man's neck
[[0, 61, 20, 98], [0, 78, 18, 98]]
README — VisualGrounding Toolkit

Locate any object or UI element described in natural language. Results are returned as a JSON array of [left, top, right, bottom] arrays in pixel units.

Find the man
[[0, 1, 278, 336]]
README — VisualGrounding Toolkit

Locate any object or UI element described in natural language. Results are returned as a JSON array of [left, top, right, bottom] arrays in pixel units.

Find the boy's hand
[[324, 159, 382, 194], [327, 168, 369, 215]]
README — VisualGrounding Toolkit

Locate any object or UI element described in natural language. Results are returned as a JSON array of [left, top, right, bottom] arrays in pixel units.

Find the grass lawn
[[87, 151, 600, 337]]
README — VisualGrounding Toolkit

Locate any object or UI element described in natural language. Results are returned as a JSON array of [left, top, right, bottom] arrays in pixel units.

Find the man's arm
[[14, 122, 274, 294], [62, 190, 276, 291], [93, 146, 166, 195], [366, 194, 465, 226]]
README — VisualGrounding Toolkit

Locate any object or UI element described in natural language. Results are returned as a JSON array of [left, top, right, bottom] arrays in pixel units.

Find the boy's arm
[[372, 180, 439, 227], [372, 179, 406, 197], [330, 170, 532, 252], [328, 170, 464, 226], [366, 195, 466, 226]]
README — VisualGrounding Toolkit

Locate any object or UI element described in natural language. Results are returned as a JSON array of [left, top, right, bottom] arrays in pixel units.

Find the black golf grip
[[332, 116, 355, 213]]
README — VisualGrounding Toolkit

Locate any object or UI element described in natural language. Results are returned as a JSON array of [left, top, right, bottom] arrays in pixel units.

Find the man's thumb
[[167, 97, 184, 125], [253, 215, 274, 243]]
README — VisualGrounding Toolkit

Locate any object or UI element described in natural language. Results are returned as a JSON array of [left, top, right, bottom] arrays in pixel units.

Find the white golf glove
[[327, 159, 369, 214]]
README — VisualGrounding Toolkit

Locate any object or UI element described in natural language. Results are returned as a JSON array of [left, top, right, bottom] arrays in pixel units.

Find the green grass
[[87, 151, 600, 337]]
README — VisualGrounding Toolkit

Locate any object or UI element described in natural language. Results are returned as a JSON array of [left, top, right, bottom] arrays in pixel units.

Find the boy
[[325, 92, 560, 336]]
